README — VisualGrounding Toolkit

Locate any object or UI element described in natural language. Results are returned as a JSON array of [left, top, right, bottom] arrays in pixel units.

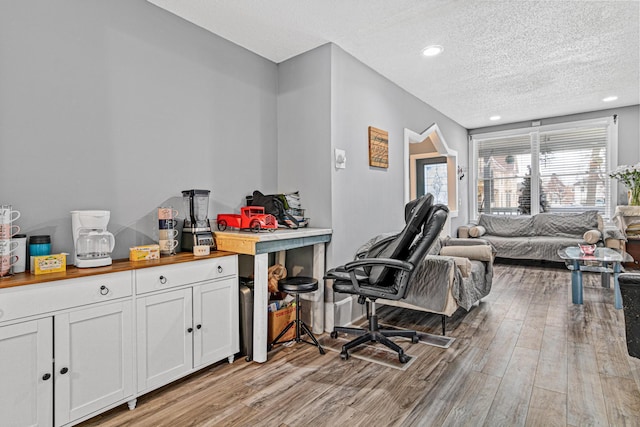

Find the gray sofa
[[458, 211, 622, 263]]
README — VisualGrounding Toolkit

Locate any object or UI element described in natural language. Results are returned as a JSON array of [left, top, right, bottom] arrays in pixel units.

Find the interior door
[[54, 300, 134, 426], [0, 318, 53, 427]]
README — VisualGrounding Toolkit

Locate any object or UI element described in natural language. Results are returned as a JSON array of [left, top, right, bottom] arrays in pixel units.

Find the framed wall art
[[368, 126, 389, 168]]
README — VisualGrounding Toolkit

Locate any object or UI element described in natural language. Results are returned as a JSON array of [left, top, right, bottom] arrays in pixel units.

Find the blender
[[71, 210, 115, 268], [181, 189, 215, 251]]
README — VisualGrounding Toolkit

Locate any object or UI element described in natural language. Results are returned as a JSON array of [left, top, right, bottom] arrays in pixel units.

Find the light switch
[[335, 149, 346, 169]]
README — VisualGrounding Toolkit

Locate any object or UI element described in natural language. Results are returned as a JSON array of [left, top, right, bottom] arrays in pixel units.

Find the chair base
[[332, 312, 418, 363]]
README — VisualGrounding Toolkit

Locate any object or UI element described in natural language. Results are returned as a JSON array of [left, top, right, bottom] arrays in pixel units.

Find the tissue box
[[129, 244, 160, 261], [30, 254, 67, 275]]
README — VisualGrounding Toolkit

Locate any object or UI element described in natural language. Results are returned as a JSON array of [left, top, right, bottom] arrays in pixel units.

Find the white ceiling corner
[[147, 0, 640, 129]]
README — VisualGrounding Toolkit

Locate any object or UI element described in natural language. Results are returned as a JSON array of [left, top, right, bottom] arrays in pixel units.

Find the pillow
[[440, 245, 494, 262], [468, 225, 486, 238], [583, 229, 601, 244], [449, 256, 472, 277]]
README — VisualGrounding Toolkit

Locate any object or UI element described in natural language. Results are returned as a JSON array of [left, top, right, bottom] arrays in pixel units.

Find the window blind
[[476, 134, 531, 215], [538, 127, 608, 214]]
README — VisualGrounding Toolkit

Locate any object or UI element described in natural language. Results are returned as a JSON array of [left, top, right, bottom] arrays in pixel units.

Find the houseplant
[[610, 162, 640, 206]]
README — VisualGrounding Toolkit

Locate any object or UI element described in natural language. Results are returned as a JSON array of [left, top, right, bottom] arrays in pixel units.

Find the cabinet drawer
[[0, 272, 132, 323], [135, 256, 237, 294]]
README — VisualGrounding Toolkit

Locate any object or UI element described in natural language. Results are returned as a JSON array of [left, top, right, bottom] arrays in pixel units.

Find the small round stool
[[268, 276, 325, 354]]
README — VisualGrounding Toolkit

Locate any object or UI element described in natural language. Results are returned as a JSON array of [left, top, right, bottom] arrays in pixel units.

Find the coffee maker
[[181, 189, 215, 251], [71, 210, 115, 268]]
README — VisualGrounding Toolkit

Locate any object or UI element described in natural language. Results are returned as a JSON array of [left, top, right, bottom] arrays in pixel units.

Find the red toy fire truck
[[216, 206, 278, 232]]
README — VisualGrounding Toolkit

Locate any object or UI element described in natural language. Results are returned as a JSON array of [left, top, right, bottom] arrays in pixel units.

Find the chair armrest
[[344, 258, 413, 272]]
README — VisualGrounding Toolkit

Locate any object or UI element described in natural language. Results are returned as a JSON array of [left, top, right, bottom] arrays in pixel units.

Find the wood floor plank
[[566, 341, 609, 426], [76, 264, 640, 427], [483, 346, 539, 427], [534, 325, 568, 394], [525, 387, 567, 427]]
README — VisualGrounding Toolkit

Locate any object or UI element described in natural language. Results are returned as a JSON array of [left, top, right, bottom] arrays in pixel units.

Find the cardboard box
[[30, 254, 66, 275], [129, 244, 160, 261], [268, 305, 296, 343]]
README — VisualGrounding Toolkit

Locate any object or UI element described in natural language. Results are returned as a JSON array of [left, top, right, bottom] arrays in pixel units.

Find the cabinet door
[[136, 288, 193, 393], [54, 301, 134, 426], [0, 318, 53, 427], [193, 277, 239, 368]]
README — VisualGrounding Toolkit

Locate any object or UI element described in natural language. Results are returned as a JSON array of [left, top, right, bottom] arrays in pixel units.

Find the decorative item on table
[[247, 190, 310, 228], [30, 253, 67, 275], [129, 244, 160, 261], [216, 206, 278, 233], [579, 244, 596, 255], [610, 162, 640, 206]]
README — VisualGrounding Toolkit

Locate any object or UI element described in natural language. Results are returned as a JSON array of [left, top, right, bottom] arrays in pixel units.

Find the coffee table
[[558, 246, 630, 309]]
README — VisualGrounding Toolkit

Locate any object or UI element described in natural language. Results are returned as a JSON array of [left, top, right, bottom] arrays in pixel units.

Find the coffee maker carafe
[[71, 210, 115, 268], [181, 189, 215, 251]]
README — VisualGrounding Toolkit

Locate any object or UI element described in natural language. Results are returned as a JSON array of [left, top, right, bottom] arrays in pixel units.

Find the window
[[416, 156, 448, 205], [470, 117, 617, 218]]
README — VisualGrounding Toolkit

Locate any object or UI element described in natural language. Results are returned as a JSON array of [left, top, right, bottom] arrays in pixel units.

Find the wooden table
[[214, 227, 332, 363]]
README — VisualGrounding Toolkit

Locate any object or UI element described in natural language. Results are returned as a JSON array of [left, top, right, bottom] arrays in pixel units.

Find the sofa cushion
[[478, 214, 535, 237], [583, 229, 601, 244], [469, 225, 486, 237], [440, 244, 494, 262], [532, 211, 599, 237]]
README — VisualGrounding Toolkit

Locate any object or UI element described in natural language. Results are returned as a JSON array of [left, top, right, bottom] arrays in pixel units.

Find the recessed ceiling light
[[489, 115, 501, 121], [422, 45, 443, 57], [602, 96, 618, 102]]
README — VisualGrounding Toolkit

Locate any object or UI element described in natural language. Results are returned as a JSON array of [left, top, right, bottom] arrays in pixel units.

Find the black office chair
[[326, 194, 449, 363], [619, 273, 640, 358]]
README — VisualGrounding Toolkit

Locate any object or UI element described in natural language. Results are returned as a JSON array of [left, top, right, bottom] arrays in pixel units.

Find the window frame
[[469, 116, 618, 220]]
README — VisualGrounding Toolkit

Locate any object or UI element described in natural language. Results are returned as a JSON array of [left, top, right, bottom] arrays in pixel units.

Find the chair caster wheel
[[340, 351, 349, 360], [319, 347, 326, 355], [399, 352, 410, 364], [245, 356, 252, 362], [330, 331, 338, 339], [412, 335, 420, 344], [267, 344, 273, 351]]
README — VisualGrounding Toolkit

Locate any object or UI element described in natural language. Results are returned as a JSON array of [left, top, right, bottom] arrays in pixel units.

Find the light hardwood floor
[[81, 263, 640, 427]]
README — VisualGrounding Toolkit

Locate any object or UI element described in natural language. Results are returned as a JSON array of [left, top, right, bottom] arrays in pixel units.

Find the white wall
[[0, 0, 278, 259]]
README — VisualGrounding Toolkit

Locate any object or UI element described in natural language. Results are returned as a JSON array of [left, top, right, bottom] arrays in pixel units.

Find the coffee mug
[[159, 239, 179, 254], [158, 207, 179, 220], [0, 224, 20, 239], [0, 205, 20, 224], [158, 219, 178, 229], [159, 229, 179, 240], [0, 240, 19, 255], [0, 254, 19, 277]]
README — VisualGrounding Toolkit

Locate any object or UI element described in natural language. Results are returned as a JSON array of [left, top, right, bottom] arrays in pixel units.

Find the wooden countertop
[[0, 251, 236, 290]]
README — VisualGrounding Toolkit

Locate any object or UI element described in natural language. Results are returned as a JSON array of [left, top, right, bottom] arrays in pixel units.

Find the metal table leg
[[613, 261, 622, 309], [571, 259, 583, 304]]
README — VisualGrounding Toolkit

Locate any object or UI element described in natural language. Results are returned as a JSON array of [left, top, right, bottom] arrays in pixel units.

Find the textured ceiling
[[147, 0, 640, 129]]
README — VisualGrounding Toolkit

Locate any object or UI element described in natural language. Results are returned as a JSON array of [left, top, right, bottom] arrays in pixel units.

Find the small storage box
[[267, 304, 296, 343], [129, 244, 160, 261], [30, 254, 67, 275]]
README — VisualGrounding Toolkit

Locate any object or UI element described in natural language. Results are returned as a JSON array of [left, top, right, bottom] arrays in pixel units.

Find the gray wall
[[329, 44, 469, 268], [0, 0, 278, 260], [469, 105, 640, 206]]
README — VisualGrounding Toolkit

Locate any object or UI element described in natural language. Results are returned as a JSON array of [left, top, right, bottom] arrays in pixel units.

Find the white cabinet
[[0, 271, 134, 427], [54, 300, 134, 426], [136, 257, 239, 394], [0, 318, 53, 427]]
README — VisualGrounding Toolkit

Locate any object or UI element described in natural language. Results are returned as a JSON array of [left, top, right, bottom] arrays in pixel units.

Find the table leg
[[613, 262, 622, 310], [571, 259, 583, 304], [311, 242, 325, 334], [601, 261, 610, 288], [252, 253, 269, 363]]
